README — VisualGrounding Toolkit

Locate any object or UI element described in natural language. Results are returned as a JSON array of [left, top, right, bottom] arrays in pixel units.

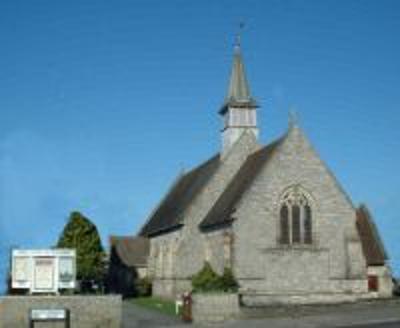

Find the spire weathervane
[[221, 21, 257, 113], [234, 21, 245, 52]]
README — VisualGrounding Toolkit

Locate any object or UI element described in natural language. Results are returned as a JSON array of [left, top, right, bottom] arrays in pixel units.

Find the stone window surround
[[277, 185, 315, 247]]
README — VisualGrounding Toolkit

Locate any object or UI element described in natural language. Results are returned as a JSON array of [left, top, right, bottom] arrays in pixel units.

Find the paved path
[[122, 299, 400, 328], [336, 322, 400, 328]]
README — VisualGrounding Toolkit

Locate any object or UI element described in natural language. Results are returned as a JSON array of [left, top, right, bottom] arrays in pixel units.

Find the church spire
[[220, 25, 257, 115], [220, 28, 259, 155]]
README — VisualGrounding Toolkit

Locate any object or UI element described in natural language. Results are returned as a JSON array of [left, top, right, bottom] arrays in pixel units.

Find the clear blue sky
[[0, 0, 399, 293]]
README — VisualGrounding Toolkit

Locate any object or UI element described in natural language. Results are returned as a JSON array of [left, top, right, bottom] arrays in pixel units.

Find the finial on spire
[[289, 107, 299, 128], [234, 21, 245, 52], [178, 162, 185, 176]]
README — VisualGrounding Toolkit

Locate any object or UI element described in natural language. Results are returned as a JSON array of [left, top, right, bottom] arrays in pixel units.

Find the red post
[[181, 291, 192, 323]]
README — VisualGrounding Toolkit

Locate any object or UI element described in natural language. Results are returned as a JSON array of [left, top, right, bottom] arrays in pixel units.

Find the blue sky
[[0, 0, 399, 292]]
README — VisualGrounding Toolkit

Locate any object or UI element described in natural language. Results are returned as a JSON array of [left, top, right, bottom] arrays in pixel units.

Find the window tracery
[[279, 186, 313, 245]]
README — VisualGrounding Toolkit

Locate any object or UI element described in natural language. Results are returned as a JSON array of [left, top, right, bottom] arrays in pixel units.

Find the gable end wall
[[233, 126, 367, 295]]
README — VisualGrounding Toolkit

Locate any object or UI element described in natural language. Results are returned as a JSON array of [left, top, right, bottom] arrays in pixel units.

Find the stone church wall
[[151, 132, 258, 299], [233, 126, 368, 299], [150, 126, 370, 302], [203, 228, 233, 275], [368, 265, 394, 298]]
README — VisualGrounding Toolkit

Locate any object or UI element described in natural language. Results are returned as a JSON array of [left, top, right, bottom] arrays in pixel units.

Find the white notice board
[[12, 249, 76, 293]]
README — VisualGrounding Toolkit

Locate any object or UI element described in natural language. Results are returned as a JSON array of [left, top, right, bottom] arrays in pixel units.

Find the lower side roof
[[356, 205, 388, 266]]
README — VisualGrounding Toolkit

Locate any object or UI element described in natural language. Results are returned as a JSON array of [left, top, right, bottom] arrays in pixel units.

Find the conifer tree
[[57, 211, 105, 283]]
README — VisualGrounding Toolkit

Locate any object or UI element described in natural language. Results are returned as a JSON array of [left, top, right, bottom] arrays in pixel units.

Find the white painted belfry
[[220, 38, 259, 155]]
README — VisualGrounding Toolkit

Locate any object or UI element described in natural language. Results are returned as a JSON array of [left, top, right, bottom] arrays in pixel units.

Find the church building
[[135, 39, 393, 305]]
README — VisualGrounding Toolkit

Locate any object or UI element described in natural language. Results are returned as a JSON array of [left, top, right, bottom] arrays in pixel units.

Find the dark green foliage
[[192, 262, 221, 292], [191, 262, 239, 293], [220, 267, 239, 292], [136, 277, 152, 297], [57, 211, 105, 283]]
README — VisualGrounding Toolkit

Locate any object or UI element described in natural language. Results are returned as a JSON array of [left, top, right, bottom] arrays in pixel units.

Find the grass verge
[[129, 297, 178, 316]]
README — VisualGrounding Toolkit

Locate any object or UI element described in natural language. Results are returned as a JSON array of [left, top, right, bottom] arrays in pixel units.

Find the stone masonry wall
[[192, 293, 239, 323], [151, 131, 258, 298], [368, 265, 394, 298], [176, 131, 258, 277], [0, 295, 121, 328], [233, 126, 368, 298], [152, 279, 192, 299], [203, 228, 233, 275]]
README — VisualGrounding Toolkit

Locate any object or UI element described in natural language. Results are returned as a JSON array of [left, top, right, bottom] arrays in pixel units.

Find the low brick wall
[[0, 295, 122, 328], [192, 293, 239, 323]]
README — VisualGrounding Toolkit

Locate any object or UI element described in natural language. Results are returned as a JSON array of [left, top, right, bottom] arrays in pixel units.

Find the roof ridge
[[200, 135, 286, 229], [183, 153, 220, 177], [139, 153, 220, 237], [253, 134, 287, 156]]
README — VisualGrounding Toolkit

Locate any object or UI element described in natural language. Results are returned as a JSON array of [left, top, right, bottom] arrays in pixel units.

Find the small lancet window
[[304, 205, 312, 244], [292, 205, 301, 243], [280, 205, 289, 244]]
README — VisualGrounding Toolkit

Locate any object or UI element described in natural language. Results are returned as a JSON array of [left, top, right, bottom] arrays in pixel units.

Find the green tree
[[57, 211, 105, 283]]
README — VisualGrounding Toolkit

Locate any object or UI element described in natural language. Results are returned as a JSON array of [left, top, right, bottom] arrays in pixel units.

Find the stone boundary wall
[[0, 295, 122, 328], [240, 291, 372, 307], [192, 293, 239, 323]]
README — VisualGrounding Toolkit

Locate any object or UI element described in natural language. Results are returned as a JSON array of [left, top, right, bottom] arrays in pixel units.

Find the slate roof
[[139, 154, 220, 237], [200, 136, 285, 229], [356, 205, 388, 266], [109, 236, 150, 267]]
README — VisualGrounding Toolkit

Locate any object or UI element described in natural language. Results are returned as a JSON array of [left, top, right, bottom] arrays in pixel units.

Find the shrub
[[220, 267, 239, 292], [191, 262, 239, 293], [136, 277, 152, 297], [192, 262, 221, 292]]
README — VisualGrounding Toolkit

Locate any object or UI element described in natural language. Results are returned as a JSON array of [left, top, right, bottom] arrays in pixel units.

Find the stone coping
[[0, 294, 121, 299], [239, 291, 368, 296]]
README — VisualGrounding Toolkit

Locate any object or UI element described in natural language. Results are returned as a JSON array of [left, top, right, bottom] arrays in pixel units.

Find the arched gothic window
[[279, 186, 313, 245]]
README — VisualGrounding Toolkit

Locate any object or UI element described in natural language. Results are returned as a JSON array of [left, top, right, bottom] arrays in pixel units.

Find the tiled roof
[[199, 136, 285, 229], [109, 236, 149, 267], [356, 205, 388, 266], [139, 154, 220, 237]]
